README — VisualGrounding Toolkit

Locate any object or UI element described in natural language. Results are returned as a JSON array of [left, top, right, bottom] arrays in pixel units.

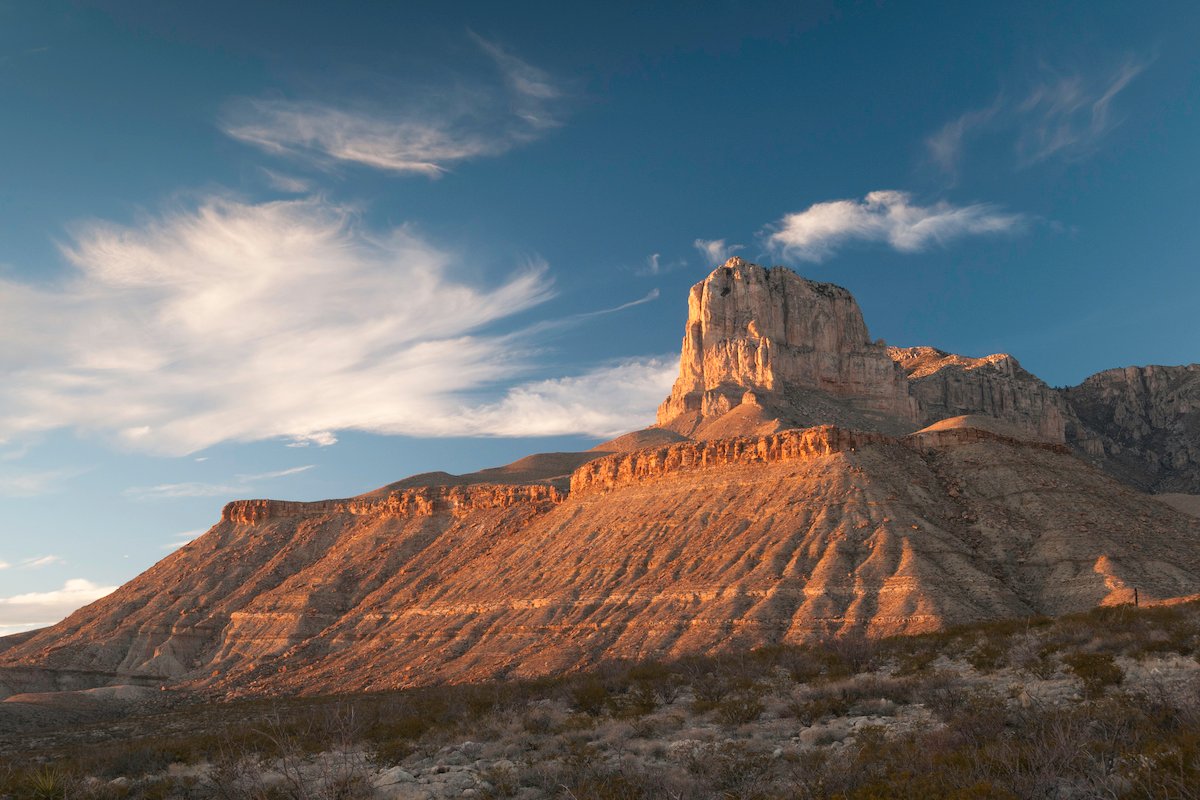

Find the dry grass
[[4, 600, 1200, 799]]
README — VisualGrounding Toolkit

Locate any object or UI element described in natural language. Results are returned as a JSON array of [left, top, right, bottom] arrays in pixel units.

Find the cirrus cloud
[[765, 190, 1025, 262], [0, 195, 558, 455], [222, 34, 563, 177], [0, 194, 670, 455]]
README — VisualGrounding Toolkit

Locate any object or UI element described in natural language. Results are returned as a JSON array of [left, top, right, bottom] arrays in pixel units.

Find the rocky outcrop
[[223, 485, 563, 523], [656, 259, 918, 437], [571, 426, 894, 496], [5, 260, 1200, 701], [5, 425, 1199, 698], [652, 261, 1200, 485], [1063, 365, 1200, 493], [892, 347, 1068, 443]]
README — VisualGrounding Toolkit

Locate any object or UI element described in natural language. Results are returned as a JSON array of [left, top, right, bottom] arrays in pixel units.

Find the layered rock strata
[[656, 259, 919, 437], [892, 346, 1069, 443], [223, 485, 563, 524], [4, 425, 1198, 699], [654, 260, 1198, 490], [1064, 365, 1200, 493]]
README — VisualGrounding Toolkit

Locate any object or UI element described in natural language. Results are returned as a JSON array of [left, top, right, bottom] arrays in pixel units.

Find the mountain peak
[[656, 261, 918, 438]]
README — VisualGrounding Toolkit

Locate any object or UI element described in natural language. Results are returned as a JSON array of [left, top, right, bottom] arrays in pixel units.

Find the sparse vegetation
[[4, 600, 1200, 799]]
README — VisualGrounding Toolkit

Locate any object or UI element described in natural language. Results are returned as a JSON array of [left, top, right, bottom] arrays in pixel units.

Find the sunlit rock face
[[656, 259, 919, 437], [892, 346, 1069, 443], [5, 260, 1200, 701], [1064, 365, 1200, 493], [4, 424, 1200, 700]]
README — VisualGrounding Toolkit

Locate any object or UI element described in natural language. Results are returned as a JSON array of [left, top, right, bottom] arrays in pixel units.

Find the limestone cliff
[[656, 258, 918, 437], [1064, 365, 1200, 493], [3, 426, 1198, 699], [892, 346, 1068, 443]]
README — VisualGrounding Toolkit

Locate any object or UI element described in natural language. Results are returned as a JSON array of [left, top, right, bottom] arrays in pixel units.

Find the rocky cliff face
[[4, 426, 1198, 699], [1063, 365, 1200, 493], [654, 261, 1198, 485], [4, 260, 1200, 700], [892, 346, 1068, 443], [222, 485, 563, 524], [656, 259, 918, 437]]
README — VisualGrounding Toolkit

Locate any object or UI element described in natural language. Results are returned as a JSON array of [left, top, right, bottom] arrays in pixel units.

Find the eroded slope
[[5, 426, 1197, 699]]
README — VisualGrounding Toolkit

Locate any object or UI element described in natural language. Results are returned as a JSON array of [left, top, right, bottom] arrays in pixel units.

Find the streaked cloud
[[20, 555, 63, 569], [765, 190, 1025, 262], [636, 253, 686, 278], [1015, 58, 1146, 165], [260, 168, 313, 193], [162, 529, 206, 551], [127, 465, 314, 500], [928, 56, 1148, 173], [223, 35, 563, 176], [926, 102, 1002, 175], [0, 468, 82, 498], [0, 578, 117, 632], [693, 238, 744, 266], [0, 195, 560, 455], [450, 357, 678, 439]]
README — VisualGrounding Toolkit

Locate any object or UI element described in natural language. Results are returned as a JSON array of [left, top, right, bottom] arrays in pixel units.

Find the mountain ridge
[[2, 258, 1199, 701]]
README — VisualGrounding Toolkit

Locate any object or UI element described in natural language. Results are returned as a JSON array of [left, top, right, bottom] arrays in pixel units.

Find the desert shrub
[[19, 766, 72, 800], [912, 671, 967, 721], [1063, 652, 1123, 698], [519, 709, 555, 734], [570, 676, 611, 716], [716, 690, 766, 725], [684, 741, 773, 798], [478, 764, 520, 798], [1008, 634, 1060, 680], [944, 691, 1009, 747], [817, 632, 879, 677], [967, 638, 1007, 672], [555, 764, 679, 800]]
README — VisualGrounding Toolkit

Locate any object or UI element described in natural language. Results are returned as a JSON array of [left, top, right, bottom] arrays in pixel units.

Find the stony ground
[[4, 602, 1200, 799]]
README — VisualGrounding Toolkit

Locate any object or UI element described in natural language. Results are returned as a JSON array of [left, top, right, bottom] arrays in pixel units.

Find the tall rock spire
[[656, 258, 919, 437]]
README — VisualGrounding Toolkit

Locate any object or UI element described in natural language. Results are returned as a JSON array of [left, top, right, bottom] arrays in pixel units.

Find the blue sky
[[1, 1, 1198, 631]]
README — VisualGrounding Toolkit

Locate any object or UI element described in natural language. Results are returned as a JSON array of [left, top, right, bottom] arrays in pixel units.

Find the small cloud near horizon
[[0, 578, 117, 633], [635, 253, 687, 277], [693, 239, 744, 266], [162, 529, 206, 551], [765, 190, 1025, 262], [127, 464, 315, 500]]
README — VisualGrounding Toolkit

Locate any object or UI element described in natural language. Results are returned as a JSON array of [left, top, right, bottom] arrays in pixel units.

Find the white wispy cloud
[[635, 253, 687, 277], [0, 560, 9, 570], [222, 35, 563, 176], [693, 238, 744, 266], [928, 56, 1148, 173], [260, 168, 312, 194], [127, 465, 314, 500], [286, 432, 338, 448], [450, 357, 678, 439], [765, 190, 1025, 262], [0, 578, 117, 633], [926, 102, 1002, 175], [162, 529, 205, 551], [1015, 58, 1146, 165], [0, 468, 82, 497], [20, 555, 63, 569], [0, 195, 565, 455]]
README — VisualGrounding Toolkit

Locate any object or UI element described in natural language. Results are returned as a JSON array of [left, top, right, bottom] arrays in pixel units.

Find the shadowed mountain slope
[[3, 259, 1199, 700], [3, 426, 1198, 698]]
